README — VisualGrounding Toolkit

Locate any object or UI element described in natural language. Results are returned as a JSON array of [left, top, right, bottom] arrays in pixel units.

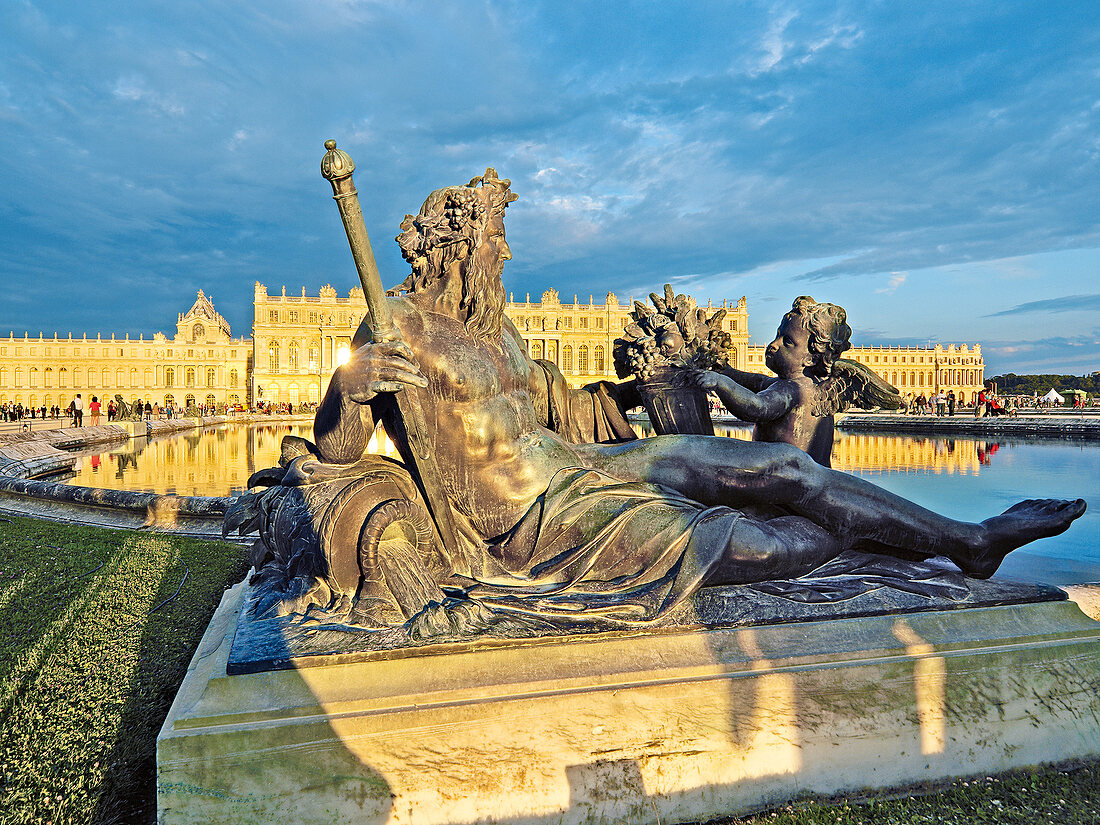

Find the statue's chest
[[419, 332, 526, 401]]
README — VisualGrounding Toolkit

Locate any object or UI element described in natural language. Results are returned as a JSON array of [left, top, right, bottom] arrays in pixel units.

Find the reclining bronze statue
[[227, 143, 1086, 639]]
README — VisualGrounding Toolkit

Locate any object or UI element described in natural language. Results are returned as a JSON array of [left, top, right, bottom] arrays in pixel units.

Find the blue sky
[[1, 1, 1097, 376]]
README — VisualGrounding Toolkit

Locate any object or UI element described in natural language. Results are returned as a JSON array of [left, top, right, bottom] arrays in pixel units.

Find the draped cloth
[[457, 466, 747, 625]]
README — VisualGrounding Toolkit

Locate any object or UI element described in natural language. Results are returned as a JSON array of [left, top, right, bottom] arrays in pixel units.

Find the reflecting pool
[[67, 421, 1098, 583]]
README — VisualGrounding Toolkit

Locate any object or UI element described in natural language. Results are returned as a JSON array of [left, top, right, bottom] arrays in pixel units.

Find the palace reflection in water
[[68, 422, 1006, 497]]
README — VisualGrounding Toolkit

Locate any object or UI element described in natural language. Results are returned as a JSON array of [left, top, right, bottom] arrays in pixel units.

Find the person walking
[[89, 396, 101, 426], [73, 394, 84, 427]]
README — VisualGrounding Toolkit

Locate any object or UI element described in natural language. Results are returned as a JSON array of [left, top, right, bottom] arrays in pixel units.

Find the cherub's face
[[764, 316, 813, 378]]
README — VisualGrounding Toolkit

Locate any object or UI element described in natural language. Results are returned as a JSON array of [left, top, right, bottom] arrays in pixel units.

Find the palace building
[[0, 291, 250, 414], [742, 343, 985, 402], [251, 283, 984, 405], [0, 285, 985, 415]]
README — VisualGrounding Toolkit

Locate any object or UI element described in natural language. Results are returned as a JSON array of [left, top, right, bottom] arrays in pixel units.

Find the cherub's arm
[[693, 371, 794, 423], [714, 364, 777, 393]]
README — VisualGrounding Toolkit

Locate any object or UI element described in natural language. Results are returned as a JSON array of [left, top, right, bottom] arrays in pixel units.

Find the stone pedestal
[[157, 581, 1100, 825]]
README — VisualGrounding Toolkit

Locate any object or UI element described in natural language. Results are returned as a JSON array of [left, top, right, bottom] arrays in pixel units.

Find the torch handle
[[320, 140, 395, 341], [319, 140, 468, 574]]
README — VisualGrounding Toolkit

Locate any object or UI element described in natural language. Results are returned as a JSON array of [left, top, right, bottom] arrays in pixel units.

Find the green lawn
[[0, 515, 1096, 824], [726, 763, 1099, 824], [0, 516, 248, 825]]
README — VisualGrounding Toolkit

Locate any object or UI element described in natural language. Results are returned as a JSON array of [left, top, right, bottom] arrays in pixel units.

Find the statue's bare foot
[[955, 498, 1087, 579]]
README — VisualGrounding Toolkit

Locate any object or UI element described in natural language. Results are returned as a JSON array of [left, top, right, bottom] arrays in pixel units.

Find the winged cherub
[[684, 296, 900, 467]]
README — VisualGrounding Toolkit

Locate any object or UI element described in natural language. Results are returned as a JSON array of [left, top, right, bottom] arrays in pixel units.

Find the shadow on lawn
[[89, 536, 248, 825]]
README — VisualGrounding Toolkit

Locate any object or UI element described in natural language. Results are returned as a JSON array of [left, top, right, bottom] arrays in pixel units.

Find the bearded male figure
[[303, 168, 1084, 628]]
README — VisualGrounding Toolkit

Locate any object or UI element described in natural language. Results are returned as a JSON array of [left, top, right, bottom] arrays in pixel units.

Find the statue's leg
[[580, 436, 1086, 578], [705, 514, 846, 585]]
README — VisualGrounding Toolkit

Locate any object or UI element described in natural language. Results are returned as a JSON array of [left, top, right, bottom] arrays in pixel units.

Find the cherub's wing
[[830, 358, 904, 411]]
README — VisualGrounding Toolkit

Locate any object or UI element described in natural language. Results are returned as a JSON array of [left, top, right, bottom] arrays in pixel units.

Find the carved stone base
[[157, 579, 1100, 825]]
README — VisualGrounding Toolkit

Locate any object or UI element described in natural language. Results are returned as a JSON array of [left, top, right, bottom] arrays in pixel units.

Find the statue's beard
[[461, 248, 506, 343]]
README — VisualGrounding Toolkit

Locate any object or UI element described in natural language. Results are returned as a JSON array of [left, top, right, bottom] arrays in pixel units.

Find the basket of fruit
[[613, 285, 733, 435]]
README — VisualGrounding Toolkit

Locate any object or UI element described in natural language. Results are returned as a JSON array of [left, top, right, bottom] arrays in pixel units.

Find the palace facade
[[251, 284, 984, 404], [0, 292, 250, 413], [742, 343, 985, 402], [0, 285, 985, 414]]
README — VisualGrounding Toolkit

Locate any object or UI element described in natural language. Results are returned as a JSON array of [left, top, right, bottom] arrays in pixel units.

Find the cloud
[[875, 272, 907, 294], [985, 294, 1100, 317]]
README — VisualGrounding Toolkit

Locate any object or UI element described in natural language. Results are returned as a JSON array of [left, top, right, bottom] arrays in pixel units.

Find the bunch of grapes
[[623, 337, 661, 381]]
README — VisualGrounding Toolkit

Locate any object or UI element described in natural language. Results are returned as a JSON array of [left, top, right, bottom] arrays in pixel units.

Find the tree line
[[987, 373, 1100, 395]]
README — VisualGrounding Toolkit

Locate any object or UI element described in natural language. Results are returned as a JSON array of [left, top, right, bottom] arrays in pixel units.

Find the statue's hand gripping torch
[[320, 140, 466, 574]]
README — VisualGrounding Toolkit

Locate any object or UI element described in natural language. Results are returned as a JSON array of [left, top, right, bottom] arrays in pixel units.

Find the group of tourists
[[2, 403, 62, 422], [975, 389, 1018, 418], [902, 390, 957, 416]]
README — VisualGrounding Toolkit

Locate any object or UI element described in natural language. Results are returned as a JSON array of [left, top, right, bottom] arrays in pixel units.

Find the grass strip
[[0, 515, 247, 825], [723, 762, 1099, 823]]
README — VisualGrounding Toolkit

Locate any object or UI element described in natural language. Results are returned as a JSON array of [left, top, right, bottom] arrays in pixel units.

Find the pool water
[[67, 421, 1098, 583]]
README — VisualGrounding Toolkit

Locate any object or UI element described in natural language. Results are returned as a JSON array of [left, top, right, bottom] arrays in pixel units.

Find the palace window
[[41, 368, 50, 388], [116, 368, 123, 386], [0, 368, 6, 386], [289, 311, 299, 323], [186, 368, 195, 388], [562, 346, 573, 371], [594, 346, 605, 372], [269, 310, 279, 324], [596, 317, 603, 329], [309, 312, 318, 324], [206, 368, 216, 387], [289, 342, 299, 370], [564, 318, 572, 329], [59, 368, 67, 389], [530, 342, 543, 360], [72, 367, 82, 387], [578, 346, 589, 372], [269, 342, 280, 371], [579, 317, 588, 329], [144, 368, 153, 386], [102, 368, 109, 387], [229, 369, 238, 387], [165, 367, 175, 387], [129, 368, 138, 388]]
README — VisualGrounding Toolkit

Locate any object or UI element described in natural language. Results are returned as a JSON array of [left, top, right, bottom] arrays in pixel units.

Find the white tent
[[1040, 388, 1064, 404]]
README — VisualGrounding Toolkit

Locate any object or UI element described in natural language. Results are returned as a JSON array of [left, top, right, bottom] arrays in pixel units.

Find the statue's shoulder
[[352, 295, 425, 346]]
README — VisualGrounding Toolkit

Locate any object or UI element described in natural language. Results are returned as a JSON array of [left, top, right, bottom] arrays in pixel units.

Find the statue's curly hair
[[785, 296, 852, 377], [392, 169, 517, 341]]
